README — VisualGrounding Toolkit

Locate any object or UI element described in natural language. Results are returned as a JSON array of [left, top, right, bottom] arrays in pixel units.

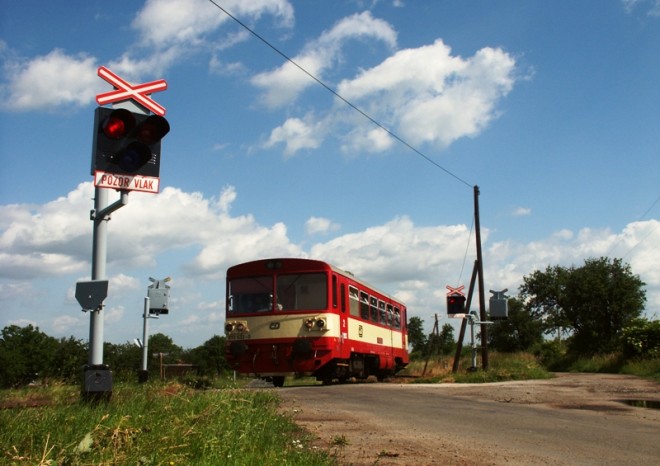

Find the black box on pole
[[81, 364, 113, 402]]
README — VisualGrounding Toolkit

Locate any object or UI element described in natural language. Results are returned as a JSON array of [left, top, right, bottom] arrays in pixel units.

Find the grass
[[1, 381, 332, 466], [404, 350, 659, 383], [405, 352, 553, 384], [2, 354, 656, 464], [559, 353, 660, 381]]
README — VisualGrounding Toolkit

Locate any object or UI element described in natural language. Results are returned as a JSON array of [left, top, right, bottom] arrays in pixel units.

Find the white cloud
[[251, 11, 397, 107], [622, 0, 660, 16], [52, 314, 84, 335], [264, 117, 324, 157], [262, 35, 517, 157], [336, 40, 516, 151], [0, 49, 100, 111], [310, 216, 474, 285], [0, 0, 294, 112], [512, 207, 531, 217], [0, 184, 93, 278], [132, 0, 294, 49], [305, 216, 341, 235], [1, 185, 658, 344]]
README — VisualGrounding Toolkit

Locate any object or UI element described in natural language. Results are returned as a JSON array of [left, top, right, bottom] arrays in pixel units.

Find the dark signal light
[[136, 115, 170, 144]]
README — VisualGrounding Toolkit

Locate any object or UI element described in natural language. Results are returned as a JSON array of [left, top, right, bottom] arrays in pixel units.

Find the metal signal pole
[[82, 187, 128, 400]]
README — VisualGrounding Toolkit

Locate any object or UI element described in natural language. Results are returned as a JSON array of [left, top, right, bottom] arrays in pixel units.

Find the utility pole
[[473, 185, 489, 370]]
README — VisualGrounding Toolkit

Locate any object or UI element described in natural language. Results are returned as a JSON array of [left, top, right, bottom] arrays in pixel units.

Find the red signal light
[[102, 109, 135, 139]]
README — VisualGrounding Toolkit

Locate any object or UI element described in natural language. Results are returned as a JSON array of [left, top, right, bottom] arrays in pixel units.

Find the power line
[[607, 193, 660, 259], [207, 0, 473, 189]]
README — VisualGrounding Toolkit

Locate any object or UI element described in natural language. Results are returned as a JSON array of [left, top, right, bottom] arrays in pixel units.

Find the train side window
[[378, 301, 387, 325], [387, 304, 393, 326], [332, 275, 338, 308], [340, 283, 346, 313], [370, 297, 378, 322], [360, 291, 370, 320], [393, 307, 401, 329], [349, 286, 360, 317]]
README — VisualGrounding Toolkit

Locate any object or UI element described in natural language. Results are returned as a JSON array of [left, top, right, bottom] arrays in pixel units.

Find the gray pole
[[89, 186, 108, 365], [141, 297, 150, 376], [82, 187, 128, 400]]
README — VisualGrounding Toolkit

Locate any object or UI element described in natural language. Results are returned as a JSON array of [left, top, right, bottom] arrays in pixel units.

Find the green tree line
[[0, 326, 229, 389], [2, 257, 657, 387], [409, 257, 657, 364]]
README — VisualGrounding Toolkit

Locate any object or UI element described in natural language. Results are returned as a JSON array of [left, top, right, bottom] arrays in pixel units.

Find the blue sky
[[1, 0, 659, 349]]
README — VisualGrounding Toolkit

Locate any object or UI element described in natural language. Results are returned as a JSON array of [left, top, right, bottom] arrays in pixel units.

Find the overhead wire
[[207, 0, 473, 189], [208, 1, 478, 288], [614, 193, 660, 260]]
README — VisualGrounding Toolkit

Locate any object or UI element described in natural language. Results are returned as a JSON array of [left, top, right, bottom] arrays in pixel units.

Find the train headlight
[[305, 318, 314, 330], [225, 321, 249, 333], [315, 319, 325, 329]]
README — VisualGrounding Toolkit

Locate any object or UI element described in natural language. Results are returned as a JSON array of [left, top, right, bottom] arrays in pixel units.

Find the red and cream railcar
[[225, 258, 409, 386]]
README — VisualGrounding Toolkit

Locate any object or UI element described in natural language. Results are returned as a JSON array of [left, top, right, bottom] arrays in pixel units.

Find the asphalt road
[[277, 374, 660, 465]]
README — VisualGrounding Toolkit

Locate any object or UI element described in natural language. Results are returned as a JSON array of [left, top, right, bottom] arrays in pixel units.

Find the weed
[[330, 434, 349, 447]]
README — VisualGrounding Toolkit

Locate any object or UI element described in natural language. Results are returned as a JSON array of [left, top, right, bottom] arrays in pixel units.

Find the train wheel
[[272, 376, 285, 387]]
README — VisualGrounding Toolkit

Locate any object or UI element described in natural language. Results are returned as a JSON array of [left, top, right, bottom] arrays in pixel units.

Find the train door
[[387, 303, 395, 359], [398, 306, 407, 352], [334, 275, 348, 357], [378, 300, 393, 370]]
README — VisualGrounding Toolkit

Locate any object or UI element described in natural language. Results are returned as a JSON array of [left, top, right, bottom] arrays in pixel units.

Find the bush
[[622, 318, 660, 359], [531, 340, 566, 370]]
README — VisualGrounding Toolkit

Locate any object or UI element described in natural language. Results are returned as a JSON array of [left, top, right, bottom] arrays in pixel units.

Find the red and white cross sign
[[96, 66, 167, 116], [446, 285, 465, 296]]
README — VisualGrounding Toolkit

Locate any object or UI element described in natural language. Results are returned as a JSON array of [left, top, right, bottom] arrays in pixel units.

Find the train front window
[[228, 276, 274, 313], [276, 273, 327, 310]]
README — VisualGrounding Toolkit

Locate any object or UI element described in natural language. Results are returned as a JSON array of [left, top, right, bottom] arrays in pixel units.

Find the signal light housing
[[91, 107, 169, 178], [446, 294, 466, 315]]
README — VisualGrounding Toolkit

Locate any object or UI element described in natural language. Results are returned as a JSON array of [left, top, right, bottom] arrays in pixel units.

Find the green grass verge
[[410, 352, 553, 384], [1, 382, 332, 466]]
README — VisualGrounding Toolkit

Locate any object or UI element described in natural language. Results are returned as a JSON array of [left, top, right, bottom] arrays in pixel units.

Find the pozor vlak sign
[[91, 67, 169, 194], [94, 170, 160, 193]]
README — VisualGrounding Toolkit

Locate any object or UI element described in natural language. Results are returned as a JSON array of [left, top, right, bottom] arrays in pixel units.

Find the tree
[[407, 316, 427, 354], [184, 335, 228, 377], [488, 298, 543, 352], [104, 341, 142, 381], [0, 325, 59, 387], [149, 333, 183, 359], [520, 257, 646, 355], [427, 323, 456, 355], [51, 336, 87, 383]]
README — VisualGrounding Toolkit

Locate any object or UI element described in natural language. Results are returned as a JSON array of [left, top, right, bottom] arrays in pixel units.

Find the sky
[[1, 0, 659, 349]]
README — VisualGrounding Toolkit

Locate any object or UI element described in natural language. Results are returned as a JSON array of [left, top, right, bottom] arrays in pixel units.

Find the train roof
[[227, 257, 404, 305]]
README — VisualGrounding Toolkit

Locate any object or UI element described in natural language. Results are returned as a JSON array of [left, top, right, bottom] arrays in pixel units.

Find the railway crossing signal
[[446, 285, 466, 316], [81, 66, 170, 400], [446, 294, 466, 315], [91, 107, 169, 180], [489, 289, 509, 320]]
